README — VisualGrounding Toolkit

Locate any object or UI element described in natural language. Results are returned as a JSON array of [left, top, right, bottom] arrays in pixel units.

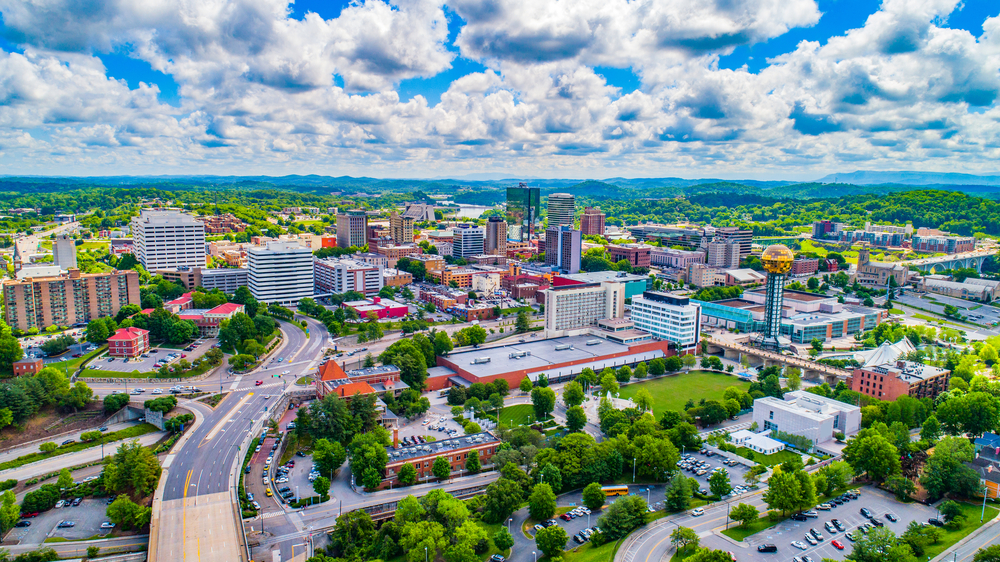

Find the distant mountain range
[[815, 171, 1000, 186]]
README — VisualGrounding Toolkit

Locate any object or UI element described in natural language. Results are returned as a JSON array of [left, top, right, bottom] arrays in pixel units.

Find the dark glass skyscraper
[[506, 183, 540, 241]]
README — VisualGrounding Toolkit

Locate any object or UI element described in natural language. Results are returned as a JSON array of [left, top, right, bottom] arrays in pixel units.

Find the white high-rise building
[[547, 193, 575, 227], [130, 211, 206, 270], [53, 234, 77, 270], [542, 280, 624, 337], [313, 258, 384, 297], [630, 291, 701, 353], [248, 241, 314, 305], [452, 225, 484, 259]]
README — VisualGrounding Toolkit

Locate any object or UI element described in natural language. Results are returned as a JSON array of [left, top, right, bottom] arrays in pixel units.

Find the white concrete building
[[547, 193, 576, 227], [542, 280, 625, 337], [53, 234, 77, 270], [630, 291, 701, 353], [452, 225, 485, 259], [130, 210, 206, 270], [248, 241, 314, 305], [314, 258, 384, 297], [729, 429, 786, 455], [752, 391, 861, 451]]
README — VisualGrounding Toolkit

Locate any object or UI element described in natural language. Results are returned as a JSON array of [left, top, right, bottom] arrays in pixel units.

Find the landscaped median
[[0, 423, 159, 471]]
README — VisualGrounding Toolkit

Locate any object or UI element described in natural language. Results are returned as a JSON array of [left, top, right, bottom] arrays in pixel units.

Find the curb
[[930, 507, 1000, 562]]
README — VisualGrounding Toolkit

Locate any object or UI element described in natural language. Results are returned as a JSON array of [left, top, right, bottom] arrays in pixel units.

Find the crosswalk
[[258, 511, 288, 520], [238, 381, 285, 391]]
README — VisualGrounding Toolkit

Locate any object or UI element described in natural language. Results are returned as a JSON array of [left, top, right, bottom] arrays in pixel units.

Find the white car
[[691, 508, 705, 517], [282, 370, 290, 375], [152, 389, 163, 394], [55, 500, 66, 508], [100, 522, 115, 529]]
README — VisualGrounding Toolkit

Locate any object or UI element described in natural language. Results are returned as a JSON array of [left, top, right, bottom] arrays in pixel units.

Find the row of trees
[[0, 367, 94, 425]]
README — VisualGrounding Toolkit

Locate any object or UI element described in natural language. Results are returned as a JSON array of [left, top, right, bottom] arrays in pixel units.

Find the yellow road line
[[183, 469, 192, 562]]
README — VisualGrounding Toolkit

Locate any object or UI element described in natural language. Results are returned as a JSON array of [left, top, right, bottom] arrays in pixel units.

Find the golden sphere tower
[[756, 244, 794, 350]]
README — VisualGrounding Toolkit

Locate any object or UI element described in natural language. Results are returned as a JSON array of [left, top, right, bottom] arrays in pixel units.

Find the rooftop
[[862, 361, 948, 382], [444, 335, 632, 378], [746, 287, 830, 302], [755, 390, 859, 422], [387, 431, 500, 463], [559, 271, 649, 284]]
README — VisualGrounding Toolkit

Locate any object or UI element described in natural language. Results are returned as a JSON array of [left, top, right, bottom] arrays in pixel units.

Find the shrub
[[0, 479, 16, 492], [80, 431, 102, 442]]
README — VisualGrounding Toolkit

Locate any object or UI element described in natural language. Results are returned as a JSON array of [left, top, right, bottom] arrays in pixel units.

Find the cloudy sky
[[0, 0, 997, 179]]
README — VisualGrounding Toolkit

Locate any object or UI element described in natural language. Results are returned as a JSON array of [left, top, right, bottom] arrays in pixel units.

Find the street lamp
[[533, 552, 537, 562], [507, 518, 512, 533], [425, 547, 428, 562]]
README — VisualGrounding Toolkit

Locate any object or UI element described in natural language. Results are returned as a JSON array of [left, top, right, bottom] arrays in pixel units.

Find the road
[[0, 431, 166, 481]]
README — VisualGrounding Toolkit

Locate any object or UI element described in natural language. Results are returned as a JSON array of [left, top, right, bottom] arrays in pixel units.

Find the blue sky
[[0, 0, 997, 178]]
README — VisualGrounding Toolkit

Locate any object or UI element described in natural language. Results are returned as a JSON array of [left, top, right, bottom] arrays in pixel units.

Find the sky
[[0, 0, 998, 180]]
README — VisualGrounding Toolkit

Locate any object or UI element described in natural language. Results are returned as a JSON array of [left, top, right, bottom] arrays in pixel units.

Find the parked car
[[885, 513, 898, 522], [757, 544, 777, 553], [100, 522, 115, 530], [54, 500, 65, 509], [57, 521, 75, 528], [831, 540, 845, 550], [790, 541, 808, 550], [14, 521, 30, 527], [860, 508, 873, 519]]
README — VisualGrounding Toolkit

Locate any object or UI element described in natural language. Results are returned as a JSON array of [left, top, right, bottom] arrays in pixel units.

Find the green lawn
[[888, 308, 905, 315], [734, 447, 807, 467], [923, 502, 998, 559], [500, 404, 536, 426], [722, 513, 786, 541], [797, 239, 829, 257], [565, 538, 622, 562], [618, 371, 750, 413]]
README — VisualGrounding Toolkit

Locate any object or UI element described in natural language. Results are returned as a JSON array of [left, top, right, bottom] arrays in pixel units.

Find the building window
[[768, 411, 773, 420]]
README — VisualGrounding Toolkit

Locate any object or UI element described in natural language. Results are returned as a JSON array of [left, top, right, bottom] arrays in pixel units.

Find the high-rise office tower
[[248, 241, 314, 305], [546, 193, 575, 228], [452, 224, 485, 259], [53, 234, 77, 270], [506, 183, 540, 242], [544, 226, 581, 274], [389, 211, 414, 245], [130, 210, 207, 270], [580, 207, 606, 236], [336, 209, 368, 248], [485, 216, 508, 256]]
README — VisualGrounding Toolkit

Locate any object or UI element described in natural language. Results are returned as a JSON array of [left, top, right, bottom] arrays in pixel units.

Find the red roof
[[107, 327, 149, 341], [166, 292, 194, 306], [178, 314, 203, 320], [336, 381, 376, 397], [207, 302, 244, 315], [318, 360, 348, 382]]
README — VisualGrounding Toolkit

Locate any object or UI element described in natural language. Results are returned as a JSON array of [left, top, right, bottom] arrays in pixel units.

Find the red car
[[20, 512, 38, 518], [255, 380, 263, 386], [831, 540, 845, 550], [560, 514, 572, 521]]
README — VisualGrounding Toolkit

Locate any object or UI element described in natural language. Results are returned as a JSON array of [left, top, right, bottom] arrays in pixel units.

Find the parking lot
[[399, 414, 468, 443], [700, 486, 939, 562], [7, 498, 113, 545], [681, 449, 756, 497], [896, 293, 1000, 326], [531, 484, 667, 551], [90, 339, 215, 374]]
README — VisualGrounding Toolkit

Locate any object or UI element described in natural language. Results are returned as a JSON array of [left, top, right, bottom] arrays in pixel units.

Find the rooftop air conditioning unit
[[472, 357, 491, 364], [586, 339, 601, 346], [555, 344, 574, 351]]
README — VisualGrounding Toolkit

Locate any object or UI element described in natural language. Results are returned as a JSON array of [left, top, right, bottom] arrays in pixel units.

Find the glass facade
[[506, 184, 540, 242]]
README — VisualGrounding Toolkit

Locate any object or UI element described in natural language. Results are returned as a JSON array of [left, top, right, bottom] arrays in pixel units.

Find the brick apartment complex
[[608, 244, 651, 269], [12, 357, 43, 376], [580, 206, 605, 236], [107, 327, 151, 358], [383, 268, 413, 287], [850, 360, 950, 400], [910, 234, 975, 254], [195, 213, 247, 234], [382, 431, 501, 488], [374, 243, 422, 267], [2, 268, 141, 332], [790, 258, 819, 276]]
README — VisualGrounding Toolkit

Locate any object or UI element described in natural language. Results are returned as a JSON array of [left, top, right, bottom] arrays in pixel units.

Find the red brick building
[[608, 244, 651, 268], [850, 361, 950, 401], [315, 361, 408, 399], [107, 327, 150, 358], [13, 357, 43, 376], [790, 258, 819, 276], [580, 207, 605, 236], [381, 431, 501, 489]]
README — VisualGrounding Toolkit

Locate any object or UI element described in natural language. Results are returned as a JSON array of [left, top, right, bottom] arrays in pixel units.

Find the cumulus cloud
[[0, 0, 997, 176]]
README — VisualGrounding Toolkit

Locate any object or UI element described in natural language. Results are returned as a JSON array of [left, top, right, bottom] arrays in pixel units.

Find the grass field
[[923, 501, 998, 559], [618, 371, 750, 413], [500, 404, 536, 426], [722, 513, 786, 541], [565, 538, 622, 562]]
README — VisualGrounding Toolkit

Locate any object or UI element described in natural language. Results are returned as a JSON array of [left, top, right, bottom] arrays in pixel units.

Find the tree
[[563, 381, 585, 407], [530, 386, 556, 420], [398, 463, 417, 486], [616, 365, 632, 383], [453, 325, 487, 347], [86, 318, 110, 344], [763, 470, 802, 515], [349, 428, 390, 489], [466, 450, 481, 474], [846, 526, 918, 562], [597, 494, 647, 539], [56, 468, 74, 490], [493, 527, 514, 551], [665, 471, 692, 512], [730, 503, 758, 527], [329, 510, 377, 560], [940, 500, 963, 522], [920, 436, 979, 501], [843, 432, 901, 482], [921, 415, 942, 443], [519, 376, 533, 394], [0, 334, 23, 375], [671, 526, 700, 553], [566, 406, 587, 432], [40, 442, 57, 453], [583, 482, 605, 511], [528, 482, 556, 521], [103, 392, 129, 413], [650, 357, 666, 376], [379, 340, 429, 390], [0, 490, 18, 535], [682, 354, 697, 369], [786, 368, 802, 391], [975, 545, 1000, 562], [516, 310, 531, 333], [106, 496, 152, 531], [634, 388, 654, 412], [536, 525, 568, 557], [313, 475, 331, 499], [709, 468, 732, 497], [600, 373, 619, 396], [433, 456, 451, 481], [103, 440, 162, 496], [482, 478, 523, 524]]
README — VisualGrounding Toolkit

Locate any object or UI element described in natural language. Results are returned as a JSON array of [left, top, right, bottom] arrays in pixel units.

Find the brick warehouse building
[[850, 360, 950, 401], [381, 431, 501, 489], [426, 335, 679, 391]]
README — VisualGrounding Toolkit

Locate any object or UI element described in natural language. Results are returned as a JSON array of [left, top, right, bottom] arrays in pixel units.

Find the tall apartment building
[[485, 216, 508, 256], [157, 266, 249, 293], [580, 207, 606, 236], [131, 210, 207, 270], [389, 212, 415, 245], [248, 241, 314, 305], [542, 280, 624, 336], [452, 225, 485, 259], [2, 268, 141, 332], [706, 240, 741, 268], [546, 193, 575, 228], [630, 291, 701, 353], [314, 258, 384, 297], [53, 234, 77, 270], [608, 244, 651, 269], [544, 226, 581, 274], [506, 183, 540, 242], [714, 227, 753, 260], [336, 209, 368, 249]]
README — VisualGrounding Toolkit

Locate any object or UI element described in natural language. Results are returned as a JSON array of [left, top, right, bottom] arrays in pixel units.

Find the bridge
[[702, 336, 853, 385], [900, 250, 993, 273]]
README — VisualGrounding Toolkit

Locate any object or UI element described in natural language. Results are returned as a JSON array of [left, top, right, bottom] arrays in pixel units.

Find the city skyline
[[0, 0, 996, 178]]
